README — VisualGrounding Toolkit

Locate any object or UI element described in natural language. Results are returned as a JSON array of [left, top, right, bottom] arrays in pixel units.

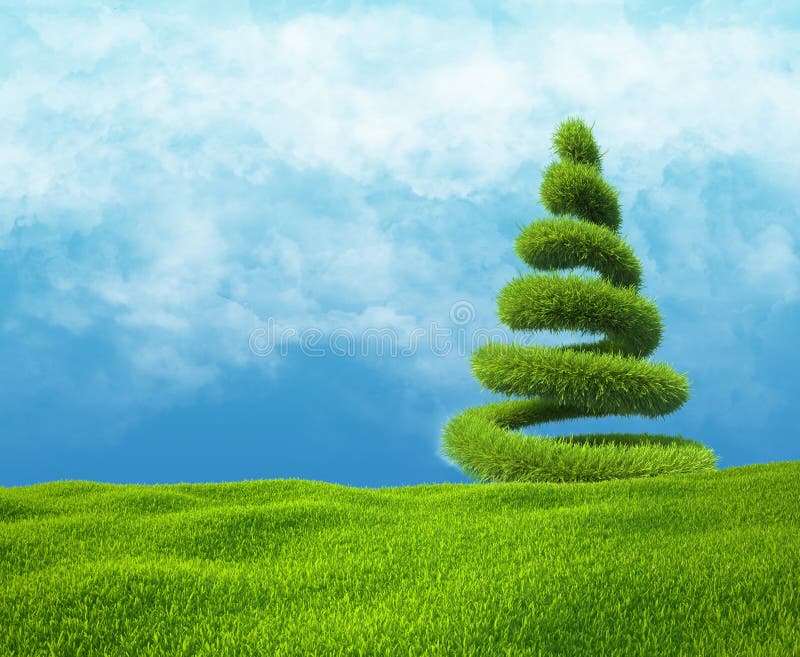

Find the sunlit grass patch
[[2, 461, 799, 656]]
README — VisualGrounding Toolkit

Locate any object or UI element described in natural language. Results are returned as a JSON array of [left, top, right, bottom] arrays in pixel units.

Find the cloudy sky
[[1, 0, 798, 487]]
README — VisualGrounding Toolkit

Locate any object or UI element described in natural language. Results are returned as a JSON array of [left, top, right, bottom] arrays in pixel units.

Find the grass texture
[[2, 462, 799, 656], [442, 117, 717, 482]]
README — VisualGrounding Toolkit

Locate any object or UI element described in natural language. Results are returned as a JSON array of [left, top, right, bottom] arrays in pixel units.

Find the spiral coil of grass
[[442, 117, 717, 483]]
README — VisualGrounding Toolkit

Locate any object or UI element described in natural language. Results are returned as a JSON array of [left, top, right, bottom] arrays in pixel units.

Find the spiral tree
[[442, 117, 717, 483]]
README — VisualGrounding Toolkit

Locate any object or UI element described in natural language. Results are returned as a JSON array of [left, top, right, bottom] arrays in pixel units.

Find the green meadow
[[2, 461, 799, 656]]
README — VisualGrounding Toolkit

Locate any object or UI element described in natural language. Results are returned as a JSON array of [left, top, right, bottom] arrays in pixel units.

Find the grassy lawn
[[2, 461, 799, 656]]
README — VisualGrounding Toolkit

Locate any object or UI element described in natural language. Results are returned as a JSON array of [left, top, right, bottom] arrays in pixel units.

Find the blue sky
[[1, 1, 798, 487]]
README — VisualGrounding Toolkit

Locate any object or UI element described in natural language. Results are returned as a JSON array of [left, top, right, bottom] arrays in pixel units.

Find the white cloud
[[1, 5, 798, 400], [739, 223, 800, 302], [27, 8, 150, 61]]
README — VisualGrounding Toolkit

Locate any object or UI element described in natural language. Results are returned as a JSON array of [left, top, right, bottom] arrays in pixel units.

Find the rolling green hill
[[2, 461, 799, 656]]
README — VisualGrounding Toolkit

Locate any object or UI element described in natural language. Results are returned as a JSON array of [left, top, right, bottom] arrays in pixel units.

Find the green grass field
[[2, 461, 799, 656]]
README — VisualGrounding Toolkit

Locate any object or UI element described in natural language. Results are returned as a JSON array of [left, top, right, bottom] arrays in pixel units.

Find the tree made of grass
[[442, 117, 718, 483]]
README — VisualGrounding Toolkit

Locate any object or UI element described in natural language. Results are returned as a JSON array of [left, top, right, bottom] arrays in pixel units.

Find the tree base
[[442, 401, 718, 483]]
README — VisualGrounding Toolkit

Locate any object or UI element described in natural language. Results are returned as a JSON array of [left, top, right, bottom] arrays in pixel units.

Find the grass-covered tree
[[442, 116, 718, 483]]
